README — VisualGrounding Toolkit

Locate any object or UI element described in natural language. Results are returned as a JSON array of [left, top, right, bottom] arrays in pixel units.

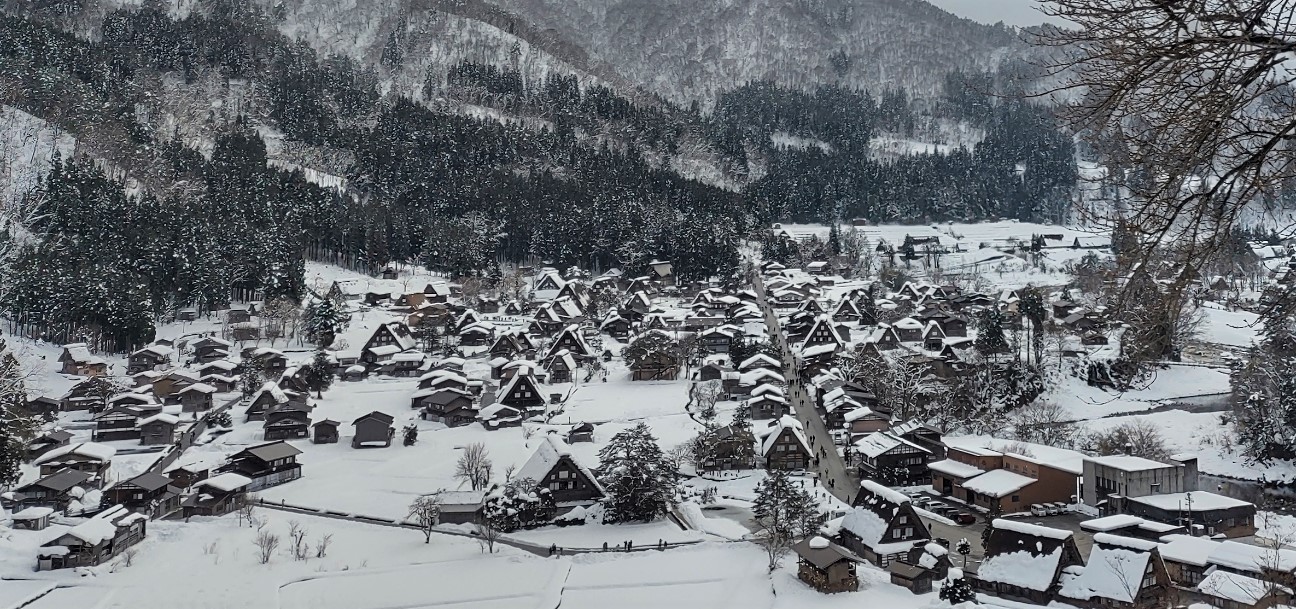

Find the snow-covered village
[[3, 1, 1296, 609]]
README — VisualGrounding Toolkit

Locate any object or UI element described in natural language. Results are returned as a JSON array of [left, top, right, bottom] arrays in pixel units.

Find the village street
[[750, 271, 858, 504]]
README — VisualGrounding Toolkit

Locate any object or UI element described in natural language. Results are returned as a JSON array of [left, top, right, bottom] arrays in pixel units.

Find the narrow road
[[750, 271, 858, 505]]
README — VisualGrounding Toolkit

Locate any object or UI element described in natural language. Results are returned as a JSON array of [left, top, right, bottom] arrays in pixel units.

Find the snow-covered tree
[[402, 424, 418, 446], [751, 469, 823, 572], [1233, 316, 1296, 464], [302, 297, 350, 349], [482, 479, 554, 532], [597, 422, 672, 523], [939, 578, 975, 604], [408, 492, 443, 543], [454, 442, 492, 490], [301, 351, 333, 398]]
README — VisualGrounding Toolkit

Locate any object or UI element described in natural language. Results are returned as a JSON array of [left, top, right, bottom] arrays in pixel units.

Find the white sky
[[923, 0, 1073, 28]]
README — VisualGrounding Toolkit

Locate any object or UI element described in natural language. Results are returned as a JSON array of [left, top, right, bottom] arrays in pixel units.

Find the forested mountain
[[486, 0, 1025, 104], [0, 0, 1074, 349]]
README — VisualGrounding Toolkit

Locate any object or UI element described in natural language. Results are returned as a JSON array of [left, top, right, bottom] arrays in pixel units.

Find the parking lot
[[903, 489, 1096, 568]]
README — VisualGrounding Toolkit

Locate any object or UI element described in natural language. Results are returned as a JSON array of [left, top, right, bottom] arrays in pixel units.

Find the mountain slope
[[484, 0, 1023, 104]]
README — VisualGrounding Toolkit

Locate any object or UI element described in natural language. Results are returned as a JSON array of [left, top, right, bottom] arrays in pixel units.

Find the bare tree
[[476, 513, 501, 554], [408, 492, 443, 543], [1080, 420, 1172, 461], [314, 533, 334, 559], [287, 520, 310, 561], [1011, 401, 1079, 448], [1040, 0, 1296, 314], [254, 529, 280, 564], [237, 495, 258, 528], [687, 380, 724, 424], [455, 443, 493, 491]]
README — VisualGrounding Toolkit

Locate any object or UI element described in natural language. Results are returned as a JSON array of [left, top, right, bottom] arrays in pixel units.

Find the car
[[925, 501, 947, 511], [1045, 503, 1061, 516], [1049, 502, 1069, 515], [955, 512, 977, 525], [788, 469, 808, 477], [1030, 504, 1049, 517]]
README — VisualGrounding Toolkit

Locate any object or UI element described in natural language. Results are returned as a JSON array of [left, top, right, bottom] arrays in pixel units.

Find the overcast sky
[[923, 0, 1072, 28]]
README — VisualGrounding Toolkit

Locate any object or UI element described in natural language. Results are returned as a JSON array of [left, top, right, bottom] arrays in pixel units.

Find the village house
[[311, 419, 340, 444], [746, 393, 789, 419], [58, 343, 108, 377], [835, 481, 931, 566], [758, 415, 812, 471], [11, 507, 54, 531], [1055, 534, 1171, 609], [24, 429, 73, 460], [37, 504, 147, 571], [543, 350, 577, 384], [127, 344, 174, 374], [599, 313, 632, 339], [242, 347, 289, 378], [8, 469, 92, 511], [162, 454, 221, 490], [1082, 454, 1200, 512], [495, 365, 546, 413], [148, 368, 202, 404], [930, 444, 1081, 514], [33, 442, 115, 486], [191, 336, 234, 365], [698, 424, 757, 472], [138, 413, 179, 445], [264, 408, 311, 441], [853, 428, 937, 487], [972, 520, 1086, 605], [56, 378, 115, 412], [629, 348, 680, 382], [415, 388, 476, 427], [245, 382, 308, 421], [177, 383, 217, 412], [793, 536, 861, 593], [437, 490, 486, 525], [360, 321, 419, 365], [489, 330, 536, 359], [218, 441, 302, 491], [91, 405, 144, 442], [352, 411, 395, 448], [182, 473, 252, 517], [1125, 491, 1257, 538], [516, 434, 605, 507], [105, 472, 181, 518]]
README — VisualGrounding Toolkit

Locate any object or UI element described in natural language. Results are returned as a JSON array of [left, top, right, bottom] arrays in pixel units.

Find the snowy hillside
[[0, 105, 76, 212]]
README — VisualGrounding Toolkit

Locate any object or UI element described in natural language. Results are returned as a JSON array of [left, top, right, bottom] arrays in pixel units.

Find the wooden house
[[547, 324, 593, 359], [836, 481, 930, 566], [566, 422, 594, 443], [218, 441, 302, 491], [245, 382, 308, 421], [58, 343, 107, 377], [127, 344, 174, 374], [746, 393, 789, 419], [629, 350, 679, 381], [1056, 534, 1170, 609], [496, 366, 546, 413], [33, 442, 115, 486], [189, 334, 233, 362], [515, 434, 605, 506], [489, 331, 536, 359], [178, 383, 217, 412], [11, 507, 53, 531], [263, 409, 311, 441], [360, 321, 418, 364], [105, 472, 181, 518], [25, 430, 72, 460], [311, 419, 340, 444], [242, 347, 289, 378], [181, 473, 251, 517], [543, 350, 577, 384], [9, 469, 92, 511], [794, 537, 861, 593], [757, 416, 811, 471], [853, 429, 935, 487], [973, 519, 1086, 605], [138, 413, 179, 446], [477, 403, 523, 430], [698, 424, 756, 472], [599, 313, 632, 339], [416, 389, 476, 427], [351, 411, 395, 448], [37, 505, 146, 571]]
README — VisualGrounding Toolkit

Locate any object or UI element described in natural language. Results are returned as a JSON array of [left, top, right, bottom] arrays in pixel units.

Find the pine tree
[[402, 424, 418, 446], [303, 298, 349, 348], [1232, 316, 1296, 463], [241, 357, 266, 400], [597, 422, 672, 523], [827, 223, 841, 256], [939, 578, 975, 604], [302, 351, 334, 398], [975, 308, 1008, 357]]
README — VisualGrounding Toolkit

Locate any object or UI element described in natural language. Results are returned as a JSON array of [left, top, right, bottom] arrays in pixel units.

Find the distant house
[[543, 350, 577, 384], [218, 441, 302, 491], [746, 393, 789, 419], [312, 419, 340, 444], [32, 442, 115, 486], [264, 409, 311, 441], [138, 413, 180, 446], [438, 490, 486, 525], [599, 314, 632, 339], [25, 430, 73, 460], [629, 350, 679, 382], [852, 423, 941, 487], [127, 344, 174, 374], [360, 321, 418, 364], [793, 537, 861, 593], [1055, 534, 1171, 609], [515, 434, 605, 506], [182, 473, 251, 517], [37, 504, 147, 571], [105, 472, 181, 518], [699, 326, 738, 354], [416, 388, 476, 427], [757, 416, 812, 471], [245, 382, 308, 421], [837, 481, 930, 566], [192, 336, 234, 364], [698, 424, 756, 472], [972, 519, 1085, 605], [352, 411, 395, 448], [566, 422, 595, 443], [547, 324, 593, 359], [489, 331, 536, 359], [496, 366, 546, 413], [242, 347, 289, 378], [9, 469, 92, 511], [58, 343, 107, 377]]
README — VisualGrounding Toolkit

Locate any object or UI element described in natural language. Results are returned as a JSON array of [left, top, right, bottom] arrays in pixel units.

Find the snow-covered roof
[[859, 479, 911, 506], [199, 473, 252, 493], [800, 343, 838, 358], [961, 469, 1035, 498], [892, 317, 923, 330], [179, 382, 217, 394], [739, 369, 784, 386], [139, 413, 180, 426], [992, 519, 1073, 540], [1128, 491, 1252, 512], [515, 435, 604, 494], [1209, 540, 1296, 573], [32, 442, 116, 466], [927, 458, 985, 479], [738, 353, 780, 370], [1086, 454, 1174, 472], [758, 415, 811, 457], [1156, 534, 1219, 567], [1197, 569, 1290, 604], [62, 343, 106, 365], [840, 506, 889, 547], [367, 344, 403, 357], [1058, 539, 1153, 603], [1079, 514, 1147, 532], [978, 544, 1065, 592], [853, 431, 928, 459]]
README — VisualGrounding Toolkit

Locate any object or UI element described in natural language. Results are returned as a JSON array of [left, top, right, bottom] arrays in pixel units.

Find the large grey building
[[1081, 454, 1199, 513]]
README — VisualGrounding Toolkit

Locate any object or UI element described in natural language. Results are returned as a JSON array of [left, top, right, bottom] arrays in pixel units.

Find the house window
[[1142, 574, 1155, 588], [549, 482, 560, 491], [1011, 495, 1021, 503], [559, 470, 570, 479], [898, 516, 908, 524], [133, 492, 144, 500]]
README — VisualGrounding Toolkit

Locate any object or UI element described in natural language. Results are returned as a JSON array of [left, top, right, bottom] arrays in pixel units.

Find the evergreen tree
[[0, 350, 36, 487], [939, 578, 976, 604], [241, 357, 266, 400], [402, 424, 418, 446], [302, 351, 333, 398], [827, 223, 841, 256], [303, 298, 349, 348], [974, 308, 1008, 357], [597, 422, 672, 523], [1232, 316, 1296, 463], [751, 469, 823, 572]]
